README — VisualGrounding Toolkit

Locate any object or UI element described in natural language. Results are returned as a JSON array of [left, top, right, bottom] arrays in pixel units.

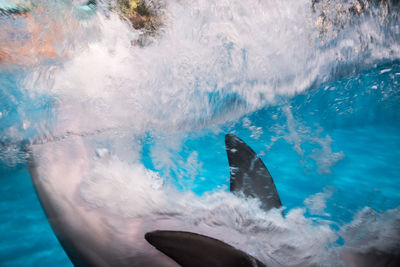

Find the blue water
[[0, 165, 71, 266], [1, 61, 400, 266], [142, 62, 400, 205], [1, 2, 400, 266]]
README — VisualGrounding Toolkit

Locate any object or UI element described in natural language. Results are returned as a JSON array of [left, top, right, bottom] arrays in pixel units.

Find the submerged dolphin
[[27, 133, 399, 266], [27, 133, 276, 267]]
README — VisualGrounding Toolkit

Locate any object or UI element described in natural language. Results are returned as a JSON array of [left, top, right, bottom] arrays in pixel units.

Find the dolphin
[[26, 133, 277, 267], [27, 133, 399, 266]]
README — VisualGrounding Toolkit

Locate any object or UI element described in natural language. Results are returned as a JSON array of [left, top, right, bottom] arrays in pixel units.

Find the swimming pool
[[1, 0, 400, 266]]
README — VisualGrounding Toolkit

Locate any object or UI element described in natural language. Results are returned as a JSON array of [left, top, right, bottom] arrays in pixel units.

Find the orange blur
[[0, 7, 76, 66]]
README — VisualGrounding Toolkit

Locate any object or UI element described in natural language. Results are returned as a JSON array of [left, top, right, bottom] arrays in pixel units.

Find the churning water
[[0, 0, 400, 266]]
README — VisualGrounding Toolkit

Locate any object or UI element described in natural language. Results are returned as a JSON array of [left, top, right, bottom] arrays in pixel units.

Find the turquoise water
[[1, 1, 400, 266], [1, 62, 399, 266], [0, 165, 70, 266], [142, 62, 400, 218]]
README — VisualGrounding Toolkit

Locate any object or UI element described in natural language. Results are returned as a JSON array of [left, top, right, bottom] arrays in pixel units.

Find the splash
[[13, 0, 400, 139], [0, 1, 399, 265]]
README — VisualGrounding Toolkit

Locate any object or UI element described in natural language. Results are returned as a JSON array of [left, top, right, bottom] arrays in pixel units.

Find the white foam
[[2, 1, 399, 264], [304, 187, 334, 216], [340, 206, 400, 254], [75, 153, 340, 266], [20, 0, 400, 138]]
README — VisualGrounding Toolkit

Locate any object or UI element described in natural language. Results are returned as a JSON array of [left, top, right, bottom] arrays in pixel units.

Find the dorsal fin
[[225, 134, 282, 211], [145, 230, 266, 267]]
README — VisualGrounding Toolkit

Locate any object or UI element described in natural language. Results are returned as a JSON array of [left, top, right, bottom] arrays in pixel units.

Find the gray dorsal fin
[[225, 134, 282, 211], [145, 230, 266, 267]]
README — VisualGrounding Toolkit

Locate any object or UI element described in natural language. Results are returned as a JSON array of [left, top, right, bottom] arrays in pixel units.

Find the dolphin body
[[27, 133, 273, 267], [27, 137, 179, 267], [27, 134, 399, 266]]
